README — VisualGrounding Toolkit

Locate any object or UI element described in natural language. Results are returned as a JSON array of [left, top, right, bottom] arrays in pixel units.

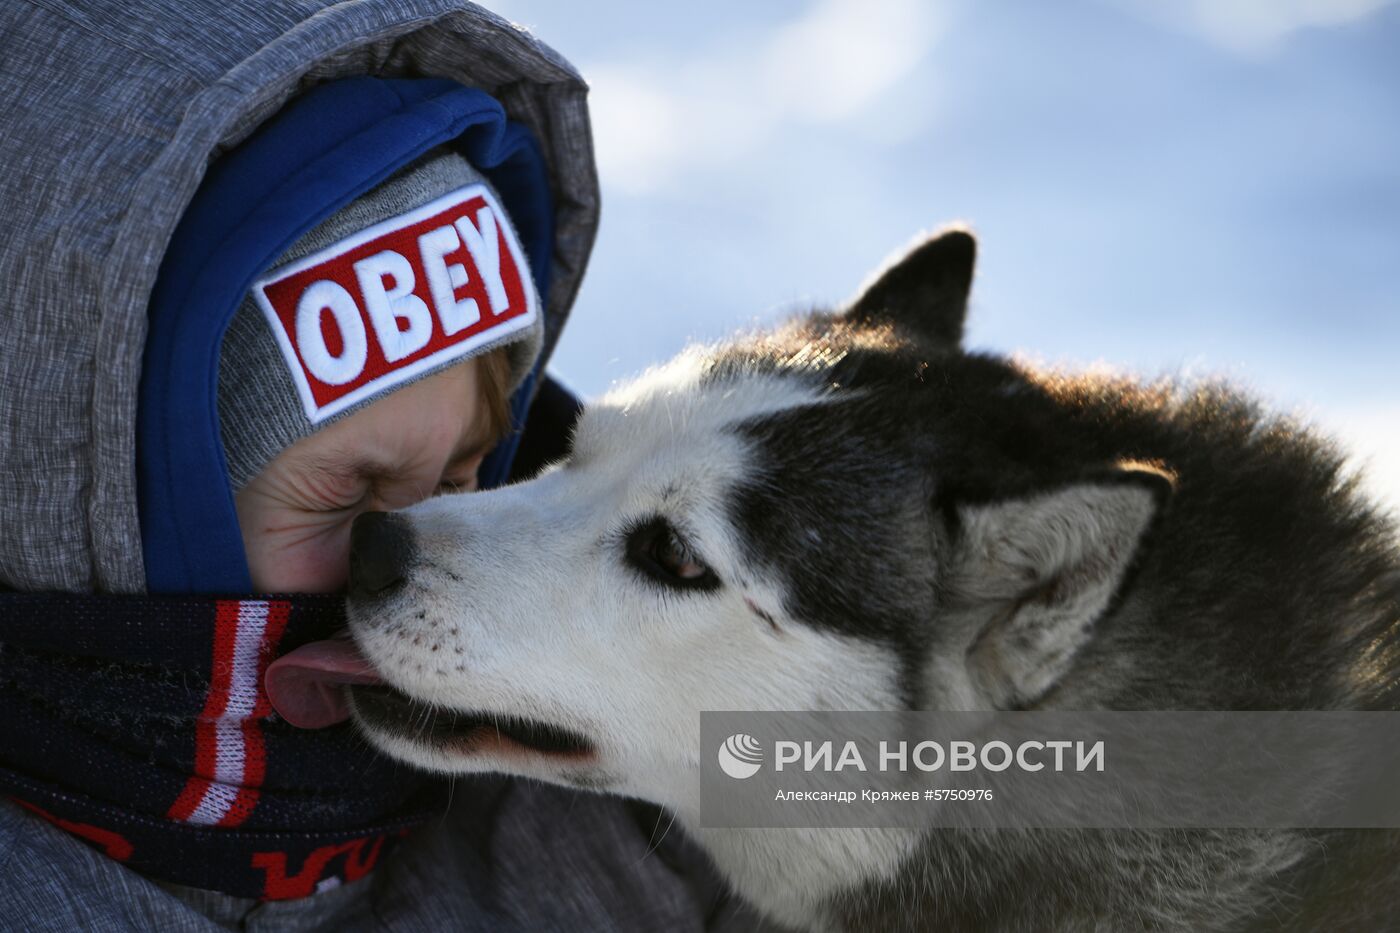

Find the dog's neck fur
[[694, 824, 918, 932], [675, 783, 1324, 933]]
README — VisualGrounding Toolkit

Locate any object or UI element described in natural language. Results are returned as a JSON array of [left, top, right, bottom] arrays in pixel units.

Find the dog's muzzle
[[349, 510, 415, 598]]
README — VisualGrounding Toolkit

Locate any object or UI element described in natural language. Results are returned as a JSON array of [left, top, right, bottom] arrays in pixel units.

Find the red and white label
[[251, 183, 537, 423], [168, 599, 290, 828]]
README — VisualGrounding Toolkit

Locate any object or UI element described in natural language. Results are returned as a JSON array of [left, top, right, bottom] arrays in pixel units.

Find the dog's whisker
[[637, 805, 678, 865]]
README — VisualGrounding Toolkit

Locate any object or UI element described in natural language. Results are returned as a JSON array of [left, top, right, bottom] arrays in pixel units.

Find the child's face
[[236, 358, 494, 592]]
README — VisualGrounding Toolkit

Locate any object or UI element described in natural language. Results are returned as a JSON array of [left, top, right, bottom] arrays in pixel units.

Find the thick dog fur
[[345, 228, 1400, 931]]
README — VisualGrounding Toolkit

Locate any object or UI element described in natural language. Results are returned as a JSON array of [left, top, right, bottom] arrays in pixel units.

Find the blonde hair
[[477, 346, 516, 444]]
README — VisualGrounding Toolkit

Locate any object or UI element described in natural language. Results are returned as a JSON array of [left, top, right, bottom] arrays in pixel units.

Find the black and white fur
[[346, 228, 1400, 931]]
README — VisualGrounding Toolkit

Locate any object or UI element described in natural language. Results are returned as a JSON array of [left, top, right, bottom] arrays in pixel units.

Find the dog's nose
[[349, 511, 415, 598]]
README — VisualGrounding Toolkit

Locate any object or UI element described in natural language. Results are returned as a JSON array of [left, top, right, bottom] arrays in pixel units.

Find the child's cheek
[[240, 499, 359, 593]]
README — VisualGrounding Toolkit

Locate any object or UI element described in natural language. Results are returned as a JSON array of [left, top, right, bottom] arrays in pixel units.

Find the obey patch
[[251, 183, 537, 423]]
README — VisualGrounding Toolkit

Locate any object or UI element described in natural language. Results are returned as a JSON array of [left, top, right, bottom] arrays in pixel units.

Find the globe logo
[[717, 733, 764, 779]]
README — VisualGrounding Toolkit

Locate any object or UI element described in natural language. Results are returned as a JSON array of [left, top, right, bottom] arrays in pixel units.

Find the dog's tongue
[[264, 635, 383, 730]]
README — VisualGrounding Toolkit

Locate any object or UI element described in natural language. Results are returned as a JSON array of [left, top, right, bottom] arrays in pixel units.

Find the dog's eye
[[655, 532, 705, 579], [625, 518, 720, 591]]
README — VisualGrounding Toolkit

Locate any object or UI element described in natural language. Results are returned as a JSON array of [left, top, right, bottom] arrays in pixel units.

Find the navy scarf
[[0, 592, 436, 898]]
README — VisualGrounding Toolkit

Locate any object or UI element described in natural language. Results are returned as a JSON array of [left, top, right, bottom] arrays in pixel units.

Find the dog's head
[[343, 228, 1169, 805]]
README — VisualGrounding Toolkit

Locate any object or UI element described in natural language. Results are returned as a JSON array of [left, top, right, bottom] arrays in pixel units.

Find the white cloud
[[1105, 0, 1398, 54], [764, 0, 944, 121], [583, 0, 949, 194], [582, 70, 685, 193]]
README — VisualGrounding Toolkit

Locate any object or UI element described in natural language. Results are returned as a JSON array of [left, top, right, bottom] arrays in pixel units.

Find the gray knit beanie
[[218, 148, 543, 489]]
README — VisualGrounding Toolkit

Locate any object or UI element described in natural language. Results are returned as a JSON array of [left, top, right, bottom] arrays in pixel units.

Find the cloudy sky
[[494, 0, 1399, 510]]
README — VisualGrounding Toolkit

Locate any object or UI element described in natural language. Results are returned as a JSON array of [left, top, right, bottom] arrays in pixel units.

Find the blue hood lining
[[139, 77, 554, 593]]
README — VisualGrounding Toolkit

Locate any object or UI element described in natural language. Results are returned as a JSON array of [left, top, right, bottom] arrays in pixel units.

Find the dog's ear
[[946, 465, 1171, 707], [844, 226, 975, 349]]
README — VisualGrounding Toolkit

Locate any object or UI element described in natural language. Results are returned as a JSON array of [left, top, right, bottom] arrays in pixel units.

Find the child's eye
[[436, 451, 487, 495], [436, 472, 480, 495]]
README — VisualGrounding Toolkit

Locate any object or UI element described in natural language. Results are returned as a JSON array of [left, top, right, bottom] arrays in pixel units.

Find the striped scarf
[[0, 593, 444, 899]]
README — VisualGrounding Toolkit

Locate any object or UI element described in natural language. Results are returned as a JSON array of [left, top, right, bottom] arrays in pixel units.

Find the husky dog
[[341, 229, 1400, 931]]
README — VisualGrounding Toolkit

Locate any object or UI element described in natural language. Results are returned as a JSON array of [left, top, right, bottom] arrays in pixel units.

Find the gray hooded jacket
[[0, 0, 599, 593]]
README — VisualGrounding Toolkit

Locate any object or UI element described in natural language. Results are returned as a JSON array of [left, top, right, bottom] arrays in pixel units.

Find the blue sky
[[494, 0, 1400, 508]]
